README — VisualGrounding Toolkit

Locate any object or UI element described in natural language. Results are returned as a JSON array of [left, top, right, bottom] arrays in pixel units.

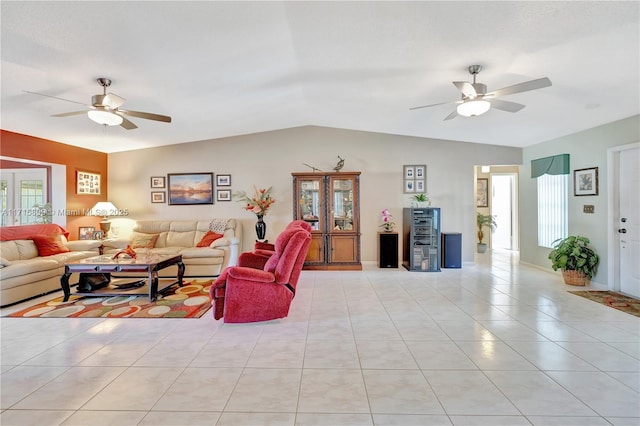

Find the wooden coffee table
[[61, 254, 185, 302]]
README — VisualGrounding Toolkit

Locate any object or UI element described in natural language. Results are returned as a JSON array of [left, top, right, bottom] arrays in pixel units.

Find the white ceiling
[[1, 1, 638, 154]]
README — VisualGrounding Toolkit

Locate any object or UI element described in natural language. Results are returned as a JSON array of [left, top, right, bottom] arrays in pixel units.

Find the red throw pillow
[[197, 231, 223, 247], [30, 234, 70, 256]]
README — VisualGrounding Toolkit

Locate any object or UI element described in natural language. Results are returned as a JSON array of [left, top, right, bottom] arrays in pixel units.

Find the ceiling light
[[457, 100, 491, 117], [87, 109, 123, 126]]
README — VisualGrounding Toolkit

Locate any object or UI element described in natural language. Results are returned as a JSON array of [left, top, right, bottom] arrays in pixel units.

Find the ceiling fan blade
[[410, 100, 458, 110], [490, 99, 526, 113], [24, 90, 87, 106], [103, 92, 126, 109], [119, 115, 138, 130], [453, 81, 476, 98], [485, 77, 552, 98], [443, 110, 458, 121], [117, 109, 172, 123], [51, 110, 88, 118]]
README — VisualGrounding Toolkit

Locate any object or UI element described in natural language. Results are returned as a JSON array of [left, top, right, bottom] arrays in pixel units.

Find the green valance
[[531, 154, 570, 178]]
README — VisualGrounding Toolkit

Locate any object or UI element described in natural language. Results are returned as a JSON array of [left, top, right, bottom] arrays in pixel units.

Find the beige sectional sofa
[[0, 224, 101, 307], [101, 219, 242, 278]]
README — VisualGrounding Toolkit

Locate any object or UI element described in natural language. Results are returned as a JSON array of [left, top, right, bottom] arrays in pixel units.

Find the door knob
[[621, 218, 627, 222], [618, 229, 627, 233]]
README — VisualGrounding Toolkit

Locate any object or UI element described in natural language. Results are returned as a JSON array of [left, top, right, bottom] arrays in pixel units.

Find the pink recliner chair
[[239, 220, 312, 270], [210, 222, 311, 323]]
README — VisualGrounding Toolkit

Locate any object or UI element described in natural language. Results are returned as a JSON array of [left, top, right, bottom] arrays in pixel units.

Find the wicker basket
[[562, 270, 589, 286]]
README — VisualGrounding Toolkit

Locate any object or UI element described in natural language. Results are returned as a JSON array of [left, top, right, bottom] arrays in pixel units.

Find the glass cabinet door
[[330, 176, 355, 232], [298, 177, 323, 231]]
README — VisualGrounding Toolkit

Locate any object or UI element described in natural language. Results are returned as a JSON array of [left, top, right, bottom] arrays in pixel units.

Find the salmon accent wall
[[0, 130, 108, 239]]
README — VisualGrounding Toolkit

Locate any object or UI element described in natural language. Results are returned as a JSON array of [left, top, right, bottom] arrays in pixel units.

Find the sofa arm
[[66, 240, 102, 252], [211, 236, 240, 248]]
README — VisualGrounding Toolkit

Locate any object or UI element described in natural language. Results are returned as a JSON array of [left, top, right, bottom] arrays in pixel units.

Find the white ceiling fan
[[411, 65, 552, 120], [25, 78, 171, 130]]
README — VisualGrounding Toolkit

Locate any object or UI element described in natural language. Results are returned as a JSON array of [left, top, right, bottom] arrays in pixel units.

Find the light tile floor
[[1, 251, 639, 425]]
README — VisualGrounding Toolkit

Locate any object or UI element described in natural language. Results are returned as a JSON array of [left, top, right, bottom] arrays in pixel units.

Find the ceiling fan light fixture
[[87, 109, 123, 126], [457, 99, 491, 117]]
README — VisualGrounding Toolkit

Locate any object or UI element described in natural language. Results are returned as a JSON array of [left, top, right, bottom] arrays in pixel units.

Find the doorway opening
[[0, 156, 67, 227], [475, 166, 519, 253]]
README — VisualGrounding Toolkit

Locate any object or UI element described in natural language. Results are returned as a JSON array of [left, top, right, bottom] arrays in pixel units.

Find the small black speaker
[[442, 233, 462, 268], [379, 232, 399, 268]]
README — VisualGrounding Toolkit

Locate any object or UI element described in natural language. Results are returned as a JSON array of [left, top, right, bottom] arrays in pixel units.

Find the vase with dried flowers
[[234, 186, 276, 241], [379, 208, 396, 232]]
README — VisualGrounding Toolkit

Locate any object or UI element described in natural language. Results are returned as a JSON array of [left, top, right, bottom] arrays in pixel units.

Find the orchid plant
[[234, 186, 275, 217], [379, 208, 396, 232]]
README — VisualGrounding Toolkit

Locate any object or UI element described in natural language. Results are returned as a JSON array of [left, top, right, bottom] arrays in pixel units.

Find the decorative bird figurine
[[333, 156, 345, 172]]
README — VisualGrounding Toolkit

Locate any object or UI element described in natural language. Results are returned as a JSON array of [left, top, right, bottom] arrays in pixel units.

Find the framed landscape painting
[[168, 173, 214, 205]]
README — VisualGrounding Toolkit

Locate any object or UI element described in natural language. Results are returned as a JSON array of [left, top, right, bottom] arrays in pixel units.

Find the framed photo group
[[149, 173, 233, 204], [403, 165, 426, 193], [77, 170, 101, 195]]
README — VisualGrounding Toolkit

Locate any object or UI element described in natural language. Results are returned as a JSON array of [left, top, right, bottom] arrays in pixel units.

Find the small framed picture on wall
[[150, 176, 166, 189], [574, 167, 599, 196], [151, 191, 166, 203], [216, 174, 231, 187], [217, 189, 232, 201], [476, 178, 489, 207]]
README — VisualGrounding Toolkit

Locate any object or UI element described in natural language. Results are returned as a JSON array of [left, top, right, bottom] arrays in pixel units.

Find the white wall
[[108, 126, 521, 263], [520, 115, 640, 284]]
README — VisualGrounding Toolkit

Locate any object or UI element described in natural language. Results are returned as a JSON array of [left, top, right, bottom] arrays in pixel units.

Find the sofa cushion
[[148, 247, 183, 256], [180, 247, 226, 259], [0, 257, 11, 267], [0, 258, 61, 279], [196, 231, 224, 247], [0, 241, 21, 261], [130, 232, 159, 248], [30, 234, 70, 257], [166, 230, 196, 248]]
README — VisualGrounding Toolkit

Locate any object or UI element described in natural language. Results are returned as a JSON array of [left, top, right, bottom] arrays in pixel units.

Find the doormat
[[569, 291, 640, 318], [5, 280, 213, 319]]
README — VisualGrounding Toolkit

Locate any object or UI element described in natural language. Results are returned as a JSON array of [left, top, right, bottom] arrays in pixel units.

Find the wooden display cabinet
[[292, 171, 361, 270]]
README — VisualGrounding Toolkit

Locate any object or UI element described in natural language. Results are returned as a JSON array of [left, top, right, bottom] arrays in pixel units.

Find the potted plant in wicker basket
[[548, 235, 599, 286], [476, 213, 497, 253]]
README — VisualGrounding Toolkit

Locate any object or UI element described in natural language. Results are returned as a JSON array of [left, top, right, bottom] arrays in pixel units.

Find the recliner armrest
[[228, 267, 274, 283]]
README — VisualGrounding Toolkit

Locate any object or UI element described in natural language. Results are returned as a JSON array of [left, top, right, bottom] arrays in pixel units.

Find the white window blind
[[537, 173, 568, 248]]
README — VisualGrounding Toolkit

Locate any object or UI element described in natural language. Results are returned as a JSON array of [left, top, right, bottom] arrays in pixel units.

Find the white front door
[[619, 148, 640, 297], [491, 174, 517, 250]]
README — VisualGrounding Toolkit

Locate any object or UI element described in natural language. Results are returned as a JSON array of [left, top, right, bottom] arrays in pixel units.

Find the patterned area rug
[[569, 291, 640, 318], [6, 280, 213, 319]]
